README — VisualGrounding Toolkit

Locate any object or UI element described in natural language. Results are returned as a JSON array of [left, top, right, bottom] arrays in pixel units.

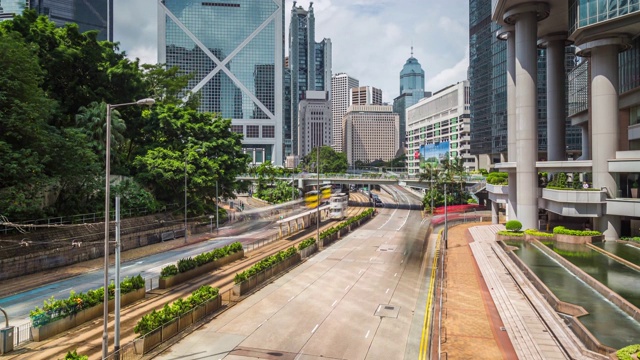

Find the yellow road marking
[[419, 229, 442, 360]]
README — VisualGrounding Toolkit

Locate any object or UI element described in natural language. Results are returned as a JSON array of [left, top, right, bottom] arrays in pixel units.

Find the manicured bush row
[[497, 230, 524, 237], [30, 275, 145, 327], [298, 237, 316, 251], [133, 285, 219, 335], [486, 172, 508, 185], [524, 229, 554, 238], [234, 247, 298, 284], [552, 226, 601, 237], [160, 242, 243, 279], [319, 208, 374, 240], [621, 236, 640, 243], [617, 344, 640, 360]]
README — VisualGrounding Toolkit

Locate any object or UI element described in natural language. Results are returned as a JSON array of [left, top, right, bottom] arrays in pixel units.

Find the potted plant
[[632, 179, 638, 198]]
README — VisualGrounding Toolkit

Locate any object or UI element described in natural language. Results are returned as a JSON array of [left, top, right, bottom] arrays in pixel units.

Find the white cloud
[[114, 0, 469, 102]]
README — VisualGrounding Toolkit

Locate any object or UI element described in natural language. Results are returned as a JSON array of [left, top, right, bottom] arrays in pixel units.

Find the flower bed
[[617, 344, 640, 360], [553, 226, 603, 244], [159, 242, 244, 289], [30, 276, 146, 341]]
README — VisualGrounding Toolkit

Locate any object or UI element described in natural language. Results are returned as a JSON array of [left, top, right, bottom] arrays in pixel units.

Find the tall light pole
[[103, 98, 154, 360], [316, 146, 321, 249], [184, 146, 202, 243]]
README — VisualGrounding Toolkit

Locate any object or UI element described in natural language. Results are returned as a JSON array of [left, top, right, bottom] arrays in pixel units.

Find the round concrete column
[[579, 122, 590, 160], [507, 172, 517, 220], [511, 8, 541, 230], [491, 200, 499, 224], [543, 36, 567, 161]]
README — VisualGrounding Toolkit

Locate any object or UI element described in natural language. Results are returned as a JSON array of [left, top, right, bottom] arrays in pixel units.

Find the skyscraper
[[350, 86, 382, 106], [331, 73, 359, 152], [393, 48, 429, 150], [298, 90, 331, 158], [289, 2, 331, 156], [29, 0, 112, 41], [0, 0, 27, 20], [158, 0, 284, 165], [343, 105, 399, 165]]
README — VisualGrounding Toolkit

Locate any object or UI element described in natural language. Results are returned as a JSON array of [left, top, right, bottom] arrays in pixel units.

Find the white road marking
[[345, 285, 350, 291], [396, 211, 410, 231], [288, 296, 295, 302], [394, 273, 397, 277], [331, 300, 338, 307], [385, 288, 389, 294], [358, 269, 363, 275], [59, 288, 71, 294], [365, 330, 370, 338], [311, 324, 319, 333], [377, 305, 382, 312], [377, 206, 399, 229]]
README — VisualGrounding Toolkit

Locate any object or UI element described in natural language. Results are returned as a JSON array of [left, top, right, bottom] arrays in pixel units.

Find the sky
[[113, 0, 469, 103]]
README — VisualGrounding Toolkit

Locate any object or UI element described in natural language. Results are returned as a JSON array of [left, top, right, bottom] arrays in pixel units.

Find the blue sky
[[114, 0, 469, 103]]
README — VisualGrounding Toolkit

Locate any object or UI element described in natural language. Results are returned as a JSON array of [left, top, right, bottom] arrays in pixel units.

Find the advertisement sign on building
[[420, 141, 450, 167]]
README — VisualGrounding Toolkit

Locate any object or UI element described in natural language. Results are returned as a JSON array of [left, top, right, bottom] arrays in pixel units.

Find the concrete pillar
[[505, 3, 548, 231], [499, 26, 518, 221], [507, 173, 517, 221], [491, 201, 499, 224], [543, 36, 567, 161], [579, 122, 590, 160], [576, 37, 629, 239]]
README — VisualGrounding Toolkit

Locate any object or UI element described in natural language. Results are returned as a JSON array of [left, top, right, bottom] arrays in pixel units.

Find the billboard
[[420, 141, 450, 168]]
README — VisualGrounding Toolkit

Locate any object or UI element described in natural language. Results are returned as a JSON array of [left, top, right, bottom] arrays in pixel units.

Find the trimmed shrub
[[486, 172, 508, 185], [234, 246, 297, 284], [505, 220, 522, 232], [160, 265, 178, 278], [552, 226, 601, 237], [160, 242, 243, 278], [497, 230, 524, 237], [298, 237, 316, 251], [524, 229, 553, 238], [617, 344, 640, 360], [63, 350, 88, 360]]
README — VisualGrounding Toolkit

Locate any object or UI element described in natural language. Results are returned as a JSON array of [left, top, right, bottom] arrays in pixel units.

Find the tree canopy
[[300, 146, 348, 173]]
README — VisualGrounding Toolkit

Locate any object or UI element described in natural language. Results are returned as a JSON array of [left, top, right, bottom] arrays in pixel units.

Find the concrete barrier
[[159, 250, 244, 289]]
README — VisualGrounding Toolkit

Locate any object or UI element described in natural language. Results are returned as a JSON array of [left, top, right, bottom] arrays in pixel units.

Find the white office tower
[[298, 91, 331, 158], [406, 80, 474, 175], [350, 86, 382, 105], [343, 105, 399, 165], [158, 0, 285, 165], [331, 73, 359, 152]]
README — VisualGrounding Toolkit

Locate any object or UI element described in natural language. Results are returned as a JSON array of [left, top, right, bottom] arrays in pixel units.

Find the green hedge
[[621, 236, 640, 243], [486, 172, 508, 185], [234, 246, 298, 284], [30, 275, 145, 327], [319, 208, 374, 240], [617, 344, 640, 360], [505, 220, 522, 232], [497, 230, 524, 237], [134, 285, 219, 335], [552, 226, 601, 237], [298, 237, 316, 251], [160, 242, 243, 279], [62, 350, 88, 360], [524, 229, 554, 238]]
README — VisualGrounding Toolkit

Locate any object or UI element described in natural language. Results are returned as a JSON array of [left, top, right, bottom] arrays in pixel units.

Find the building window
[[262, 125, 275, 138], [246, 125, 259, 138], [231, 125, 243, 134]]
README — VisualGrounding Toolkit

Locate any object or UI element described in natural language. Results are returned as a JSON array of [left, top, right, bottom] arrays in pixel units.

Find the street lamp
[[103, 98, 154, 359], [316, 146, 321, 250]]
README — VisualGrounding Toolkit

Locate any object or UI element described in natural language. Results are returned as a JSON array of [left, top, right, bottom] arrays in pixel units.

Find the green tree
[[300, 146, 348, 173], [75, 101, 126, 162]]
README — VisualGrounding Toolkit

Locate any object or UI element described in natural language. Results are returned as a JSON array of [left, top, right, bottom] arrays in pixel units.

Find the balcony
[[486, 184, 508, 204]]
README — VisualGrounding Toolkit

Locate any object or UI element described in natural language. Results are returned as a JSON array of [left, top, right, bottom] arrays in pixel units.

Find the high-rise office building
[[29, 0, 111, 40], [298, 91, 331, 158], [331, 73, 359, 152], [158, 0, 284, 165], [486, 0, 640, 238], [350, 86, 382, 106], [1, 1, 111, 40], [289, 2, 331, 156], [343, 105, 399, 165], [468, 0, 580, 169], [406, 81, 474, 175], [393, 49, 430, 151]]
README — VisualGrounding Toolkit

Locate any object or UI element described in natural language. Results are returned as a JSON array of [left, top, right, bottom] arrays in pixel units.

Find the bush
[[160, 242, 243, 278], [497, 230, 524, 237], [234, 247, 297, 284], [621, 236, 640, 243], [505, 220, 522, 232], [552, 226, 601, 237], [134, 285, 219, 335], [30, 275, 145, 328], [617, 344, 640, 360], [486, 172, 508, 185], [524, 229, 553, 238], [63, 350, 88, 360], [298, 237, 316, 251]]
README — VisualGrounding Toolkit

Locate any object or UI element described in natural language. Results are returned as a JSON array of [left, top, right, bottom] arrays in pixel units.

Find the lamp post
[[316, 146, 321, 250], [184, 147, 202, 243], [103, 98, 154, 359], [216, 180, 219, 232]]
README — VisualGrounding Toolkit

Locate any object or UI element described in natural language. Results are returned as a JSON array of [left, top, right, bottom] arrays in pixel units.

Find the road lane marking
[[311, 324, 319, 333], [385, 288, 389, 294], [288, 296, 295, 302], [358, 269, 363, 275], [331, 300, 338, 307], [344, 285, 350, 291], [394, 273, 397, 277], [365, 330, 370, 338], [59, 288, 71, 293]]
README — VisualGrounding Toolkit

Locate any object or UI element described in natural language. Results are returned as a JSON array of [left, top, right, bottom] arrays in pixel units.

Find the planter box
[[205, 296, 222, 314], [32, 287, 146, 342], [159, 250, 244, 289], [160, 318, 178, 341], [233, 254, 301, 297], [178, 312, 193, 332], [495, 233, 524, 242], [193, 303, 206, 321], [555, 234, 604, 244], [524, 234, 554, 242], [299, 244, 317, 259], [134, 327, 161, 355]]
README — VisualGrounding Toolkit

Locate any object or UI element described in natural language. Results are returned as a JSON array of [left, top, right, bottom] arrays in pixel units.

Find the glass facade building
[[288, 3, 331, 156], [29, 0, 111, 40], [0, 0, 28, 19], [394, 52, 428, 150], [158, 0, 284, 165], [569, 0, 640, 34]]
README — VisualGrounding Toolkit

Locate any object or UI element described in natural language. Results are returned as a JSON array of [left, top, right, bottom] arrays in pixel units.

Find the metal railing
[[13, 322, 32, 348]]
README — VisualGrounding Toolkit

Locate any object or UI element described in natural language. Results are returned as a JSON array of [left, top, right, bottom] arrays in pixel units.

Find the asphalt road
[[153, 186, 432, 360]]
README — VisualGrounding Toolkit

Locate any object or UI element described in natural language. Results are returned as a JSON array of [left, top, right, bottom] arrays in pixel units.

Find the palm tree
[[75, 101, 126, 160]]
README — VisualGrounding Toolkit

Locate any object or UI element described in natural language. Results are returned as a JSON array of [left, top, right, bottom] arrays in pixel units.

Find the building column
[[576, 36, 630, 239], [579, 122, 590, 160], [541, 35, 567, 161], [504, 27, 518, 220], [491, 201, 499, 224], [504, 3, 548, 230]]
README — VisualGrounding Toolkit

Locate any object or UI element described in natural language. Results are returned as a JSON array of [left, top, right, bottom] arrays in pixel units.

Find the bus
[[329, 193, 349, 219], [306, 185, 333, 208]]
